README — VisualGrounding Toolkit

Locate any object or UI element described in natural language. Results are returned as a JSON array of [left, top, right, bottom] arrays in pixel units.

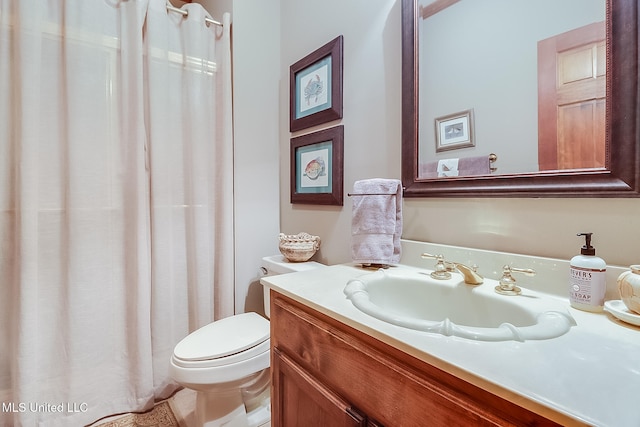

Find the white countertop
[[261, 242, 640, 427]]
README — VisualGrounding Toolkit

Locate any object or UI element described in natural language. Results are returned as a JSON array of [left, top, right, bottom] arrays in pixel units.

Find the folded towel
[[351, 179, 403, 265], [419, 155, 492, 178], [437, 158, 459, 177]]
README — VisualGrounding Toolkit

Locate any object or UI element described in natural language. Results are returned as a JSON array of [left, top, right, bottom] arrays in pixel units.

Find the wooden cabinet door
[[272, 347, 367, 427]]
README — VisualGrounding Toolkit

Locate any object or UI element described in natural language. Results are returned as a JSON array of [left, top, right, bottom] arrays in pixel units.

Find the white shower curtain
[[0, 1, 234, 425]]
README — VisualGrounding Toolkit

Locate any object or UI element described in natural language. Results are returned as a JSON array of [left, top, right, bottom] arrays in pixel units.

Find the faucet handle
[[420, 253, 452, 280], [509, 266, 536, 277], [495, 265, 536, 295]]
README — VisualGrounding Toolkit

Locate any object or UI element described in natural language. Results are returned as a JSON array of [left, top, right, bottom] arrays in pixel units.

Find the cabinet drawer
[[271, 292, 559, 427], [272, 347, 368, 427]]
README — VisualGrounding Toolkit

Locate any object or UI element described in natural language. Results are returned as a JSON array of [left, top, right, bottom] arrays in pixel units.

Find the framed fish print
[[290, 36, 343, 132], [290, 126, 344, 205]]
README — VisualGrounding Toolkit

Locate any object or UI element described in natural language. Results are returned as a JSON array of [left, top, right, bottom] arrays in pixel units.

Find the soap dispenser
[[569, 232, 607, 312]]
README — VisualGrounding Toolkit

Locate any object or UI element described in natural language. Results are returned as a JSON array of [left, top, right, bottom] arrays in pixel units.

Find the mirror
[[401, 0, 640, 197]]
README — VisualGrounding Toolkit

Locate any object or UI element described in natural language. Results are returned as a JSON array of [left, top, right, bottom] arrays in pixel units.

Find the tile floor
[[90, 388, 197, 427], [92, 388, 272, 427]]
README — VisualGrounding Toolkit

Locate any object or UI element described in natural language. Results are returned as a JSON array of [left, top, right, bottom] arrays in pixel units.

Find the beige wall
[[280, 0, 640, 270], [198, 0, 282, 314], [280, 0, 402, 265]]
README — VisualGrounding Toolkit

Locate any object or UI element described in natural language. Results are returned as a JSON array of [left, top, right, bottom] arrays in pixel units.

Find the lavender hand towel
[[351, 179, 403, 265], [458, 155, 491, 175], [418, 155, 491, 178]]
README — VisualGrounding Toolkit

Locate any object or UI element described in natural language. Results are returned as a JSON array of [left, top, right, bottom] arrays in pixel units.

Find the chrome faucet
[[421, 253, 483, 285]]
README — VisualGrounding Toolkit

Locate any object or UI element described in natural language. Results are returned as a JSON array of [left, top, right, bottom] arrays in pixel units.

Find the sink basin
[[343, 268, 576, 342]]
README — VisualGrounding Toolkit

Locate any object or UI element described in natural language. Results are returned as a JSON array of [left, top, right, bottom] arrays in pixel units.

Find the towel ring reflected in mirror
[[401, 0, 640, 197]]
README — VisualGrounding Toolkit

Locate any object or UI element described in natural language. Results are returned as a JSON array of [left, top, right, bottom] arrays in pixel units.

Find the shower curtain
[[0, 1, 234, 425]]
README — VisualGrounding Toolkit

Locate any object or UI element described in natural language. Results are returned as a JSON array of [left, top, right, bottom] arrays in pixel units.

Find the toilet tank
[[260, 255, 325, 318]]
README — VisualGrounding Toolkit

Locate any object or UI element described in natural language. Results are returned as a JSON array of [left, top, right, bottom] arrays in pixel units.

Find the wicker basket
[[278, 232, 321, 262]]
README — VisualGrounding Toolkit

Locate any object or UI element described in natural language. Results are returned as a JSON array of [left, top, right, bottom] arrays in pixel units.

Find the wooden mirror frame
[[401, 0, 640, 197]]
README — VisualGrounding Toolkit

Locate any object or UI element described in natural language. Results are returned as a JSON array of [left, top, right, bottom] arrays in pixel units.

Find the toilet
[[169, 255, 324, 427]]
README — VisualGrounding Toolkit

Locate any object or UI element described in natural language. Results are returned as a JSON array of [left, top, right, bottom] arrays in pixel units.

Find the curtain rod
[[166, 2, 223, 28]]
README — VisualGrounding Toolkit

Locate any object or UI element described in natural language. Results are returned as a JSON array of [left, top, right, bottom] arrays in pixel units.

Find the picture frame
[[290, 126, 344, 206], [290, 36, 343, 132], [435, 109, 475, 152]]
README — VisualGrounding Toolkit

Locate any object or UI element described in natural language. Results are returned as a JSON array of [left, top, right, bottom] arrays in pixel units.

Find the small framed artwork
[[435, 109, 475, 152], [290, 126, 344, 206], [290, 36, 343, 132]]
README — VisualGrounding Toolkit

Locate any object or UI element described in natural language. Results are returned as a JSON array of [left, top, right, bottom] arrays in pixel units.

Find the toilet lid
[[173, 312, 270, 362]]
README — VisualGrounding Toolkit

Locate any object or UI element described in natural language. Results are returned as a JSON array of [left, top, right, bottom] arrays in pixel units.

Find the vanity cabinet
[[270, 291, 561, 427]]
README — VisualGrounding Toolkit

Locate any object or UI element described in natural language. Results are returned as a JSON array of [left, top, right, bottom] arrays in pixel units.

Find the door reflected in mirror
[[418, 0, 605, 178]]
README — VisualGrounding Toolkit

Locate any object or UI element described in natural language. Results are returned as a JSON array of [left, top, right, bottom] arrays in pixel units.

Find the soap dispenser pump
[[569, 232, 607, 312]]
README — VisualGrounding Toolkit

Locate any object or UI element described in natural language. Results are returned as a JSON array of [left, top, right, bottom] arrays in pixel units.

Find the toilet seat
[[172, 312, 270, 369]]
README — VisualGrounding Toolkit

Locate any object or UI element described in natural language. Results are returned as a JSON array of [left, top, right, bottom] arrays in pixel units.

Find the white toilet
[[169, 255, 324, 427]]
